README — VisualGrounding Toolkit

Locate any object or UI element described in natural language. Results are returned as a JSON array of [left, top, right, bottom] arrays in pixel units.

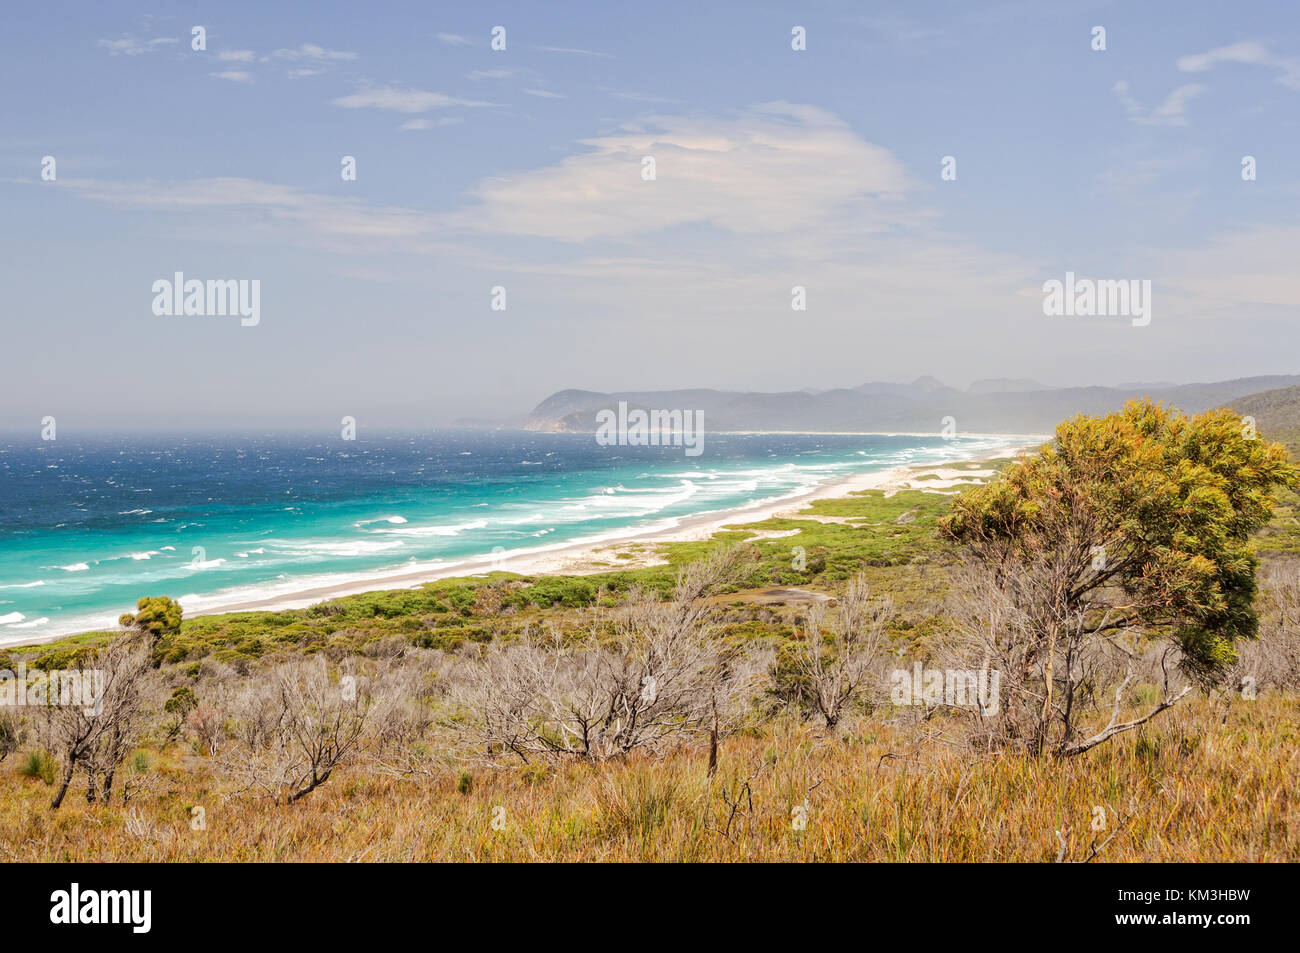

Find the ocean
[[0, 430, 1016, 643]]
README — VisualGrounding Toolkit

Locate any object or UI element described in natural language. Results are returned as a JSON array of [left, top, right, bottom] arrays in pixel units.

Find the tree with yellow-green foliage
[[941, 399, 1297, 756], [119, 595, 182, 641]]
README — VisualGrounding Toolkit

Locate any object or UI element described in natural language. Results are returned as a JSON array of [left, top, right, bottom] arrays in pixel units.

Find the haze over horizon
[[4, 1, 1300, 429]]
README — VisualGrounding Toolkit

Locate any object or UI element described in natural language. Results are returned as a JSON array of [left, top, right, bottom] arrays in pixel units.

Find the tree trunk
[[706, 700, 719, 778], [51, 759, 76, 810], [287, 768, 332, 803], [1039, 619, 1060, 754]]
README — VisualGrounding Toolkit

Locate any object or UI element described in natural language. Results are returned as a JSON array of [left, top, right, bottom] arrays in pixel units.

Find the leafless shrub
[[220, 656, 371, 803], [362, 635, 409, 660], [84, 664, 162, 803], [185, 703, 223, 757], [48, 631, 153, 809], [218, 675, 283, 752], [448, 548, 771, 767], [942, 560, 1189, 757], [124, 806, 176, 847], [119, 753, 162, 803], [369, 650, 455, 777], [1232, 559, 1300, 694], [197, 658, 239, 682], [787, 575, 892, 730], [0, 709, 25, 762]]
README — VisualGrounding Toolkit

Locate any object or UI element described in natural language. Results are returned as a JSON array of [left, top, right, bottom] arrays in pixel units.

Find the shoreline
[[6, 437, 1044, 649], [184, 438, 1042, 615]]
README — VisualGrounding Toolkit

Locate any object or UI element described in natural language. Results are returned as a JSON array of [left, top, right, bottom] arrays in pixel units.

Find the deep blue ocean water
[[0, 430, 1014, 642]]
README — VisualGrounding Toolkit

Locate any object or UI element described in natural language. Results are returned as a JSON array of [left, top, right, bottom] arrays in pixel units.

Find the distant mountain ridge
[[1231, 384, 1300, 455], [515, 375, 1300, 435]]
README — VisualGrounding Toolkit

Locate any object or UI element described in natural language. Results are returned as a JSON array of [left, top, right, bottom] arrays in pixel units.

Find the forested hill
[[518, 375, 1300, 435]]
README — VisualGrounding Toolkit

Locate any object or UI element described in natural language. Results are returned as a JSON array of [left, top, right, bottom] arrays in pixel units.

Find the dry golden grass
[[1, 695, 1296, 862]]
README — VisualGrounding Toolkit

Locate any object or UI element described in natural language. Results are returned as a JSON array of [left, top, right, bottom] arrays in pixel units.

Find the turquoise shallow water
[[0, 430, 1016, 642]]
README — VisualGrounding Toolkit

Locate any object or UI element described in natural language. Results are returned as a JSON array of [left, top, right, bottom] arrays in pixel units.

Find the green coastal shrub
[[19, 750, 56, 785], [122, 596, 183, 639], [164, 686, 197, 718], [514, 578, 597, 608]]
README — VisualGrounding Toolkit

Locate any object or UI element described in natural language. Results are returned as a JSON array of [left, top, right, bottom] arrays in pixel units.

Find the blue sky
[[3, 0, 1299, 428]]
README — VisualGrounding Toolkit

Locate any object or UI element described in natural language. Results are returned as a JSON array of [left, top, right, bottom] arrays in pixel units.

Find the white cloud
[[258, 43, 357, 78], [332, 84, 492, 113], [536, 45, 612, 58], [97, 35, 178, 56], [1112, 80, 1206, 126], [37, 103, 933, 267], [212, 70, 254, 83], [219, 49, 256, 62], [523, 88, 566, 99], [453, 102, 911, 242], [437, 33, 473, 46], [48, 176, 449, 257], [468, 68, 518, 80], [1178, 41, 1300, 90], [397, 117, 462, 131], [268, 43, 357, 62]]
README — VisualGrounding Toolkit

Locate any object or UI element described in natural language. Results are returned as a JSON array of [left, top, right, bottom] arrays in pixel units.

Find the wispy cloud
[[437, 33, 473, 46], [536, 45, 612, 58], [44, 176, 447, 256], [211, 42, 358, 81], [453, 102, 912, 242], [523, 88, 566, 99], [398, 117, 463, 131], [268, 43, 357, 63], [40, 103, 919, 255], [189, 41, 353, 81], [263, 43, 357, 79], [1112, 80, 1206, 126], [97, 34, 178, 56], [332, 83, 493, 113], [1178, 41, 1300, 90]]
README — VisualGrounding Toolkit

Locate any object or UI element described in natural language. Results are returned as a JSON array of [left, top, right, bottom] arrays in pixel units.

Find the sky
[[2, 0, 1299, 429]]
